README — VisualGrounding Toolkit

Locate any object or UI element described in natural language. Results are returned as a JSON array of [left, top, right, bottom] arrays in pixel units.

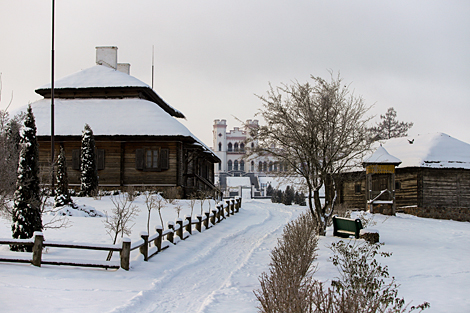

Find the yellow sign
[[366, 164, 395, 174]]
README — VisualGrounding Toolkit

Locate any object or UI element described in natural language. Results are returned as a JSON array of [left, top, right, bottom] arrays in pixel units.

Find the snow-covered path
[[111, 200, 298, 313], [0, 199, 304, 313]]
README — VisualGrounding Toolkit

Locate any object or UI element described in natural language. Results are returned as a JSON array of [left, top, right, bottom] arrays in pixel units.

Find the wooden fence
[[0, 197, 242, 271]]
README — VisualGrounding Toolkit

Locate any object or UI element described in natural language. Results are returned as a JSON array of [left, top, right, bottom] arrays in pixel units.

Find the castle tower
[[213, 119, 227, 174]]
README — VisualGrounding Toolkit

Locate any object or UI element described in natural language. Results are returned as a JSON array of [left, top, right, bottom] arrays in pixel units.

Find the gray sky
[[1, 0, 469, 146]]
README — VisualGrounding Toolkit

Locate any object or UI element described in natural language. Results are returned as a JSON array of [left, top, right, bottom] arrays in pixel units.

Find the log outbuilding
[[338, 133, 470, 221]]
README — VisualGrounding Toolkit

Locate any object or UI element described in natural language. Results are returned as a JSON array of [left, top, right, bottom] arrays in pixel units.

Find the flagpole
[[51, 0, 55, 192]]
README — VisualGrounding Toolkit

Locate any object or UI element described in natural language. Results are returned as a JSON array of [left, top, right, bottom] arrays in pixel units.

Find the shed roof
[[363, 145, 401, 166]]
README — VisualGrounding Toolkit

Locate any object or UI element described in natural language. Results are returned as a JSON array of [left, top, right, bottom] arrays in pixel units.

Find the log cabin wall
[[38, 138, 180, 188], [337, 172, 366, 209], [420, 168, 470, 208], [394, 168, 419, 208]]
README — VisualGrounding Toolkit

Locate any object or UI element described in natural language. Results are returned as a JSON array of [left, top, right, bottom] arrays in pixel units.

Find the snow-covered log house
[[338, 133, 470, 221], [29, 46, 220, 197]]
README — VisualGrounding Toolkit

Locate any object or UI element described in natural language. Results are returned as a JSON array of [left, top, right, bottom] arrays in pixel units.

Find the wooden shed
[[28, 46, 220, 197], [338, 133, 470, 221]]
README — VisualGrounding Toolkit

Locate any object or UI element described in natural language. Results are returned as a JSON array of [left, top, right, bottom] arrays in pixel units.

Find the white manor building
[[212, 119, 286, 196]]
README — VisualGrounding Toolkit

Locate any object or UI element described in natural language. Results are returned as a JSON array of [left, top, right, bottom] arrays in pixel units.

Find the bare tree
[[104, 193, 139, 261], [143, 190, 166, 235], [249, 73, 372, 235], [189, 194, 197, 218], [369, 107, 414, 140], [0, 76, 22, 218]]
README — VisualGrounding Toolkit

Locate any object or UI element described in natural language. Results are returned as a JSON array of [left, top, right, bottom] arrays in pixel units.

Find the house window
[[146, 149, 159, 169], [218, 163, 221, 171], [274, 162, 278, 172], [251, 161, 254, 172], [218, 142, 222, 151], [234, 160, 239, 171], [240, 160, 245, 171], [228, 143, 232, 152], [234, 143, 239, 152], [135, 148, 169, 171], [240, 143, 245, 152], [263, 161, 267, 172], [258, 161, 262, 172], [228, 160, 232, 171], [269, 162, 273, 172], [355, 183, 361, 194]]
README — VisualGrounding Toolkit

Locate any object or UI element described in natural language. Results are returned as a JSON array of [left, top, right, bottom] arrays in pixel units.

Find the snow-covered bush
[[11, 105, 42, 251], [255, 211, 430, 312], [80, 124, 98, 196], [54, 146, 74, 208]]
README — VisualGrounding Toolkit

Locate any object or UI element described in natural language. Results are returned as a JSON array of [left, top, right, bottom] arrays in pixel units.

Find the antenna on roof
[[151, 45, 154, 89]]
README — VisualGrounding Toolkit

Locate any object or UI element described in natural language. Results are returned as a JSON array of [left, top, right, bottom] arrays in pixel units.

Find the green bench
[[332, 216, 363, 239]]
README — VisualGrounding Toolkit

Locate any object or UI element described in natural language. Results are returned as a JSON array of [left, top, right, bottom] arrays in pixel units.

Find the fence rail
[[0, 197, 242, 271]]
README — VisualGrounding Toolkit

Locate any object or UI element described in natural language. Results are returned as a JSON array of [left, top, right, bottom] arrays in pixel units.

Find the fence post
[[211, 209, 217, 225], [167, 222, 175, 244], [216, 204, 221, 223], [176, 219, 183, 240], [155, 226, 162, 252], [225, 200, 231, 216], [185, 215, 192, 235], [32, 232, 44, 267], [219, 203, 224, 221], [120, 238, 131, 271], [140, 231, 149, 261], [196, 215, 202, 232], [235, 198, 240, 212], [204, 212, 210, 229], [230, 199, 235, 214]]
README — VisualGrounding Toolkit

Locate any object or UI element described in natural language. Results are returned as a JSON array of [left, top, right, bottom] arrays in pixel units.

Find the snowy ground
[[0, 196, 469, 312]]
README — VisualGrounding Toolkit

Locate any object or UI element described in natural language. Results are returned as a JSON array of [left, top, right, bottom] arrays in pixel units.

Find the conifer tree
[[369, 107, 414, 140], [54, 146, 74, 207], [283, 186, 294, 205], [80, 124, 98, 196], [11, 105, 42, 251]]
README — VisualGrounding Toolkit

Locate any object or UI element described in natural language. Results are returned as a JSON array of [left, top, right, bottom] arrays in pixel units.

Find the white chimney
[[117, 63, 130, 75], [96, 46, 118, 69]]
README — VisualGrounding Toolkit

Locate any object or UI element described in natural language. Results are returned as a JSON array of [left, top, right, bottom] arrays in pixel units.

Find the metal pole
[[51, 0, 55, 192]]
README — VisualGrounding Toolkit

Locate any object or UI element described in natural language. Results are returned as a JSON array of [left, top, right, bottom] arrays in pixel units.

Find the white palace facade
[[212, 119, 288, 196]]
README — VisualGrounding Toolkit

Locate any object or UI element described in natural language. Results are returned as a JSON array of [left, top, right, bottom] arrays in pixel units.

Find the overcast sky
[[1, 0, 469, 146]]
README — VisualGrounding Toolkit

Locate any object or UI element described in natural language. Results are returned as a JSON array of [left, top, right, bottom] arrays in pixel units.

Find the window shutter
[[72, 150, 80, 170], [135, 149, 144, 170], [160, 149, 169, 170], [97, 149, 105, 170]]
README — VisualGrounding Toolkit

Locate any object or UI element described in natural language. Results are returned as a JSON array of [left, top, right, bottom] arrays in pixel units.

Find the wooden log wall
[[37, 139, 180, 188], [420, 168, 470, 208]]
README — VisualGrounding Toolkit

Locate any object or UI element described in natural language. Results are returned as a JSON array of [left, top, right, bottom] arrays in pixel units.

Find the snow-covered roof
[[28, 98, 216, 158], [368, 133, 470, 169], [35, 65, 185, 119], [363, 145, 401, 165], [37, 65, 149, 89]]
